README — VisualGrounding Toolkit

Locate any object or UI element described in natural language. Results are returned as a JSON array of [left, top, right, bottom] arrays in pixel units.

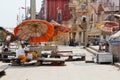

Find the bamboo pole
[[30, 0, 36, 19], [119, 0, 120, 30]]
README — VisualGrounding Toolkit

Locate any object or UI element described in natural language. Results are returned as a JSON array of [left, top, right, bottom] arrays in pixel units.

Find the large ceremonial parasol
[[14, 20, 54, 42], [114, 14, 120, 21], [109, 31, 120, 40], [51, 20, 71, 36], [0, 27, 15, 43], [97, 21, 119, 33]]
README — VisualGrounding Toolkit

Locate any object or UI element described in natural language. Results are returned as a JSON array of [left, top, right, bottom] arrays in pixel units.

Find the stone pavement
[[0, 45, 120, 80], [58, 45, 94, 62]]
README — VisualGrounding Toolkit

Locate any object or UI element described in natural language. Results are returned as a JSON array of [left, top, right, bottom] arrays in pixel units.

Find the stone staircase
[[85, 46, 99, 63], [86, 46, 99, 55], [86, 46, 120, 68]]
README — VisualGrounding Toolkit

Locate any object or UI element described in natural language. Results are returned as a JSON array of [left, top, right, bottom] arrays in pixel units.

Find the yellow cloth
[[18, 55, 27, 63], [29, 51, 38, 59]]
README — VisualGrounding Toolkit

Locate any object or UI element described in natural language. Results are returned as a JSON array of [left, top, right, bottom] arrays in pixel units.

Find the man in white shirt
[[16, 44, 27, 63]]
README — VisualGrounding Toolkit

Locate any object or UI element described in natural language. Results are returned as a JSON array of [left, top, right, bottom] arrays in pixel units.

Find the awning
[[109, 31, 120, 40]]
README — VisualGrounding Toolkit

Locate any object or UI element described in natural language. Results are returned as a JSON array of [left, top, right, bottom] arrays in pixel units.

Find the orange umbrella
[[97, 21, 119, 32], [51, 20, 71, 36], [53, 24, 71, 36], [0, 27, 15, 43], [114, 14, 120, 21], [14, 20, 54, 42]]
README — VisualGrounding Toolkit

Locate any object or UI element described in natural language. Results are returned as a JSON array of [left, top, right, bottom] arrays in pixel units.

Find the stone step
[[89, 46, 98, 52], [85, 60, 94, 63], [85, 47, 99, 63], [114, 63, 120, 69], [86, 47, 98, 55]]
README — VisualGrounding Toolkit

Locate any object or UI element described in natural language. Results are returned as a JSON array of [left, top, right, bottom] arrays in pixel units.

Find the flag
[[57, 7, 59, 10], [16, 14, 20, 25], [21, 7, 26, 9], [16, 14, 19, 21]]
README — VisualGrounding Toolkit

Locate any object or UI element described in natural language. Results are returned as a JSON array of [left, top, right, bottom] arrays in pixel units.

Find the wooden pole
[[30, 0, 36, 19], [119, 0, 120, 30], [25, 0, 27, 19]]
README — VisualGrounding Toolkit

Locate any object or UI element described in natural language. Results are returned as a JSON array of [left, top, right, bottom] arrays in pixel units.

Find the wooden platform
[[11, 57, 65, 66], [29, 46, 57, 56], [56, 51, 86, 61], [37, 57, 65, 62], [0, 52, 15, 62], [36, 58, 65, 66]]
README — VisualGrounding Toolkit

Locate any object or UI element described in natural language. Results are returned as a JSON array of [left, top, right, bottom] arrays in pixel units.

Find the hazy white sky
[[0, 0, 42, 29]]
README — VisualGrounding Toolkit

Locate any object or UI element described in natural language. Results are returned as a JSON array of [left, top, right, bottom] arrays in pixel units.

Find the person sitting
[[3, 43, 10, 52], [27, 51, 38, 59], [23, 46, 38, 60], [16, 44, 27, 64], [50, 50, 60, 58], [98, 38, 106, 51], [105, 41, 109, 52]]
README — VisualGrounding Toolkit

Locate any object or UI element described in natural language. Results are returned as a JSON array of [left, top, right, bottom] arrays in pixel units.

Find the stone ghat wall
[[109, 45, 120, 62]]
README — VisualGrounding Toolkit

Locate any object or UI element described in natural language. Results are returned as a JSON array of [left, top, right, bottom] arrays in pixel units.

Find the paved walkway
[[58, 45, 94, 61], [0, 45, 120, 80]]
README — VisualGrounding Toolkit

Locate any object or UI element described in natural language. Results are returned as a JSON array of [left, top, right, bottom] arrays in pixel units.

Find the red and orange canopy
[[14, 20, 54, 42]]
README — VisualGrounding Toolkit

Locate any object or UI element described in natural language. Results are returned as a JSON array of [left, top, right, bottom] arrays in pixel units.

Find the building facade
[[38, 0, 120, 46], [68, 0, 120, 45], [39, 0, 71, 23]]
